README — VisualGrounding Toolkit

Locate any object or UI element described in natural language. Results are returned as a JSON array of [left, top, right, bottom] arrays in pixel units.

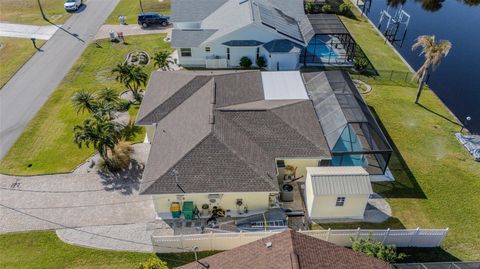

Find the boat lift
[[378, 6, 411, 45]]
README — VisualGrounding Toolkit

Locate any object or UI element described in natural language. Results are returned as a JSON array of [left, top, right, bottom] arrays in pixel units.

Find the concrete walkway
[[0, 0, 120, 159], [95, 24, 171, 40], [0, 23, 59, 40]]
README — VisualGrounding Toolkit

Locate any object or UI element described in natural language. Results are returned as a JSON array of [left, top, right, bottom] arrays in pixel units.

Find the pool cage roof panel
[[303, 71, 392, 154], [307, 14, 350, 35]]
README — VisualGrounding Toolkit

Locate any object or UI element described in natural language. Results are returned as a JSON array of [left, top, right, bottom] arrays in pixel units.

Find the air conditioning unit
[[208, 194, 222, 204]]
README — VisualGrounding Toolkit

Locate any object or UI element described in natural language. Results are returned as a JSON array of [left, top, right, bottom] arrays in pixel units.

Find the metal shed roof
[[262, 71, 309, 100], [307, 14, 350, 35], [307, 166, 373, 195]]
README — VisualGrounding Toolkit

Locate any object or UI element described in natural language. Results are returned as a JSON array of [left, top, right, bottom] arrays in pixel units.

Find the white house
[[305, 166, 373, 220], [170, 0, 315, 70]]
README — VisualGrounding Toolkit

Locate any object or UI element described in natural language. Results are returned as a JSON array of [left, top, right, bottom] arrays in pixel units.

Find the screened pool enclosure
[[303, 71, 392, 175]]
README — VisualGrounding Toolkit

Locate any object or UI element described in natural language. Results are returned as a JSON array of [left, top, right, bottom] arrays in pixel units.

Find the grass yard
[[0, 37, 46, 89], [0, 230, 216, 269], [0, 34, 172, 175], [0, 0, 70, 25], [311, 5, 480, 260], [106, 0, 170, 25]]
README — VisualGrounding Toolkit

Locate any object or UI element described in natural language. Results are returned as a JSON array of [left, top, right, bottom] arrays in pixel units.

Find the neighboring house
[[177, 229, 392, 269], [135, 70, 392, 220], [170, 0, 356, 70]]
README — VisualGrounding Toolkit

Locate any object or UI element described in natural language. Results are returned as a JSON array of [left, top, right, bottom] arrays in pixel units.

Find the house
[[305, 166, 373, 219], [177, 229, 392, 269], [170, 0, 356, 70], [135, 70, 390, 220]]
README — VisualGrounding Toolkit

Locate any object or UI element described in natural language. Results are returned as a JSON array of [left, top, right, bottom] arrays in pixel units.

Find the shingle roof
[[222, 40, 264, 46], [178, 229, 392, 269], [137, 71, 331, 195], [170, 0, 228, 22], [171, 29, 217, 48], [263, 39, 303, 53]]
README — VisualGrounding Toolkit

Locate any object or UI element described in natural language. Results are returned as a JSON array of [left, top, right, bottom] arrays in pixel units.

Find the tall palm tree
[[71, 89, 96, 114], [97, 88, 120, 104], [112, 63, 148, 102], [411, 35, 451, 104], [73, 115, 120, 161], [153, 50, 175, 71]]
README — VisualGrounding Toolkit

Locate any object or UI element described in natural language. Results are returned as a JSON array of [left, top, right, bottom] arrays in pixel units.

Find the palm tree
[[97, 88, 120, 104], [73, 114, 120, 162], [411, 35, 451, 104], [71, 89, 96, 114], [153, 50, 174, 71], [112, 63, 148, 102]]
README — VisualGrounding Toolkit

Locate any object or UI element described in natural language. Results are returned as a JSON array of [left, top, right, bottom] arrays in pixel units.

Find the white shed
[[305, 166, 373, 220]]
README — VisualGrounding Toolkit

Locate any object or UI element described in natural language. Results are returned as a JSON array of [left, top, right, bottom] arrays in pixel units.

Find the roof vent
[[209, 113, 215, 124]]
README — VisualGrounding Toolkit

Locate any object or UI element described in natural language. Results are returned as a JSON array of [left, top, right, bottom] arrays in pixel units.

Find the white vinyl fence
[[151, 228, 448, 253]]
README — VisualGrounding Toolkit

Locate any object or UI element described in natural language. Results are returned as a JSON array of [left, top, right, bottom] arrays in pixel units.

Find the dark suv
[[138, 12, 170, 28]]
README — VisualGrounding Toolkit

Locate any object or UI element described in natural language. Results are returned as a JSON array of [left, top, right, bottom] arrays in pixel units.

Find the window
[[226, 48, 230, 60], [336, 197, 346, 207], [180, 48, 192, 57], [205, 47, 211, 52]]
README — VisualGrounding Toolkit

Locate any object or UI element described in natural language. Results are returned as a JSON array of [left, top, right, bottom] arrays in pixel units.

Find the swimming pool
[[305, 42, 339, 60], [331, 125, 367, 167]]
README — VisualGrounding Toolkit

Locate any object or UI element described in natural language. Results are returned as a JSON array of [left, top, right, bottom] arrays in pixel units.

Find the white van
[[64, 0, 82, 11]]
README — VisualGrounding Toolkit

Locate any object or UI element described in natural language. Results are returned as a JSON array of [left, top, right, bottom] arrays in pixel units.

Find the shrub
[[256, 56, 267, 69], [351, 236, 407, 262], [99, 141, 133, 172], [138, 256, 168, 269], [305, 1, 315, 14], [116, 99, 131, 112], [321, 4, 332, 13], [239, 56, 252, 68], [354, 57, 369, 72], [338, 3, 352, 15]]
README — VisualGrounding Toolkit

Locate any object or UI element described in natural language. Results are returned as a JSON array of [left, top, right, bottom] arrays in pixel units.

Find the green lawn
[[106, 0, 170, 25], [0, 230, 216, 269], [0, 0, 70, 25], [311, 6, 480, 260], [0, 34, 172, 175], [0, 37, 46, 89]]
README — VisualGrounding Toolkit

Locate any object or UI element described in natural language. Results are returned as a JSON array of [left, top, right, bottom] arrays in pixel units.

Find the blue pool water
[[306, 42, 339, 60], [331, 126, 367, 167]]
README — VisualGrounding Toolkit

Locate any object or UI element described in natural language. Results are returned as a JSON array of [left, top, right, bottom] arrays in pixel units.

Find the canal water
[[361, 0, 480, 133]]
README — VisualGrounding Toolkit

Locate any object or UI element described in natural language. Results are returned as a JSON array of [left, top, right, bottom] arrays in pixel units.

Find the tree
[[321, 4, 332, 13], [256, 56, 266, 69], [112, 63, 148, 102], [97, 88, 120, 104], [411, 35, 451, 104], [305, 0, 315, 14], [239, 56, 252, 68], [153, 50, 174, 71], [138, 256, 168, 269], [71, 89, 96, 114], [338, 3, 352, 15], [351, 236, 406, 263], [73, 115, 120, 162]]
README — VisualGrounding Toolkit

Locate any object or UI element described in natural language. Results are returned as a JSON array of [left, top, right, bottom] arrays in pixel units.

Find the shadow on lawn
[[416, 103, 462, 128], [397, 247, 461, 263], [369, 106, 427, 199], [313, 216, 406, 230]]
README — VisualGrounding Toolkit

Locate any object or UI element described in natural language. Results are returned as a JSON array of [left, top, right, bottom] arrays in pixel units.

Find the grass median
[[0, 37, 46, 89], [0, 34, 172, 175]]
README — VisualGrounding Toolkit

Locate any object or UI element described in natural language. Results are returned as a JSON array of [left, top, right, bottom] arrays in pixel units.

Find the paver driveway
[[0, 172, 155, 233]]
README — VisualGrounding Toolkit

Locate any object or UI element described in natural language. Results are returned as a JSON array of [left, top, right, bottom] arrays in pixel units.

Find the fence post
[[210, 232, 214, 251], [180, 234, 184, 251], [326, 228, 331, 242], [356, 227, 361, 240], [440, 228, 449, 247], [389, 70, 393, 80], [404, 72, 409, 82], [408, 227, 420, 247], [382, 228, 390, 244]]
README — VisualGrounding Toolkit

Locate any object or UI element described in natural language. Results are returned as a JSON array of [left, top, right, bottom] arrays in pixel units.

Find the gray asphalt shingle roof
[[170, 0, 228, 22], [171, 29, 217, 48], [137, 71, 331, 195], [222, 40, 264, 46], [263, 39, 303, 53]]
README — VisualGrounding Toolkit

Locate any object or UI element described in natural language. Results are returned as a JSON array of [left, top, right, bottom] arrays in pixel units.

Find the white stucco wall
[[153, 192, 272, 216], [267, 53, 301, 70]]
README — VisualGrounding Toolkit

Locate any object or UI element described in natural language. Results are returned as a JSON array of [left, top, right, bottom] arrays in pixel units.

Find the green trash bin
[[182, 201, 194, 220]]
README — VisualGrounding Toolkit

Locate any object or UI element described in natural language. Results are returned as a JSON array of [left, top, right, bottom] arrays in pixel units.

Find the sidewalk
[[95, 24, 171, 40], [0, 23, 59, 40]]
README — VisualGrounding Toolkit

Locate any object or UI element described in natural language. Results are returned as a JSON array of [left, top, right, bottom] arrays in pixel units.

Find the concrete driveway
[[0, 0, 120, 159], [0, 172, 156, 233]]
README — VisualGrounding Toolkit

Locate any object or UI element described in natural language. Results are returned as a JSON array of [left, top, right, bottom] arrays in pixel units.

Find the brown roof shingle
[[177, 229, 392, 269]]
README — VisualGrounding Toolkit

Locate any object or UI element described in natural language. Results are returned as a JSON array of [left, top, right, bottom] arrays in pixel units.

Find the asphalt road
[[0, 0, 120, 159]]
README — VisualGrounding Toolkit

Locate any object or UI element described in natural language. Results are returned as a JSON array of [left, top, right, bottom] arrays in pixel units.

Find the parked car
[[138, 12, 170, 28], [64, 0, 82, 11]]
